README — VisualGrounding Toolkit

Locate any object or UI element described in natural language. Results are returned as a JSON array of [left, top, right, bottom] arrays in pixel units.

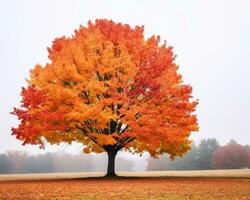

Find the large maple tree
[[11, 19, 198, 176]]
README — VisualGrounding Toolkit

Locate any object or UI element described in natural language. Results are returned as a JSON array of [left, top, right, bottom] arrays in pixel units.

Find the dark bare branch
[[76, 125, 98, 144]]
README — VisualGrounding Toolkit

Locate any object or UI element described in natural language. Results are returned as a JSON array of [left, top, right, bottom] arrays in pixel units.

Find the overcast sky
[[0, 0, 249, 157]]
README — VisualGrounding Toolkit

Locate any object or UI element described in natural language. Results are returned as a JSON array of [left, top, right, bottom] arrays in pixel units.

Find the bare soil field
[[0, 170, 249, 200]]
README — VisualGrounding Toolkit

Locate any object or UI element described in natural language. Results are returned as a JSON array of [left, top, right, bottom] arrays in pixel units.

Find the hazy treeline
[[147, 138, 250, 171], [1, 138, 249, 174], [0, 151, 134, 174]]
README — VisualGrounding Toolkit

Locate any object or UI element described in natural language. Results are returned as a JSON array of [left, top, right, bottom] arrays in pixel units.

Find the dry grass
[[0, 169, 249, 181]]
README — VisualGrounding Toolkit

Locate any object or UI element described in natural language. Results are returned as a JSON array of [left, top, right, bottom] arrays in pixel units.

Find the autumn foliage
[[212, 143, 250, 169], [11, 19, 198, 175], [1, 178, 250, 200]]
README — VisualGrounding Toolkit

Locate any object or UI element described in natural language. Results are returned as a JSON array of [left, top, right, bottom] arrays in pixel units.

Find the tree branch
[[76, 125, 98, 144], [115, 136, 135, 150]]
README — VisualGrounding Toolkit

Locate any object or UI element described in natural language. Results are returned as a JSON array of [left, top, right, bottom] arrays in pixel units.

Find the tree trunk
[[106, 150, 117, 177]]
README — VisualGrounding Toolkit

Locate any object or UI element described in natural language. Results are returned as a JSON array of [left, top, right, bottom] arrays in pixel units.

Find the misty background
[[0, 1, 250, 171], [1, 138, 249, 173]]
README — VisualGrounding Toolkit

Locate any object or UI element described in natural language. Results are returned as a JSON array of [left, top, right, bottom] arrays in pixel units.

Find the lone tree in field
[[11, 19, 198, 177]]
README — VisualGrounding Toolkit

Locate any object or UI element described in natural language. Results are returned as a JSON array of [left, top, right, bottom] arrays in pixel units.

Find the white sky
[[0, 0, 249, 156]]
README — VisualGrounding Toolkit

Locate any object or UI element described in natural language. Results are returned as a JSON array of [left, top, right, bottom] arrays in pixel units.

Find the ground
[[0, 177, 250, 200]]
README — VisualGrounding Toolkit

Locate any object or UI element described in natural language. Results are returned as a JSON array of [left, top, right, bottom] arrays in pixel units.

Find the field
[[0, 170, 250, 200]]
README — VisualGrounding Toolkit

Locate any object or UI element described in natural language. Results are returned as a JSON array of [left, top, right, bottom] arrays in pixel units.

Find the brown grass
[[0, 169, 249, 181]]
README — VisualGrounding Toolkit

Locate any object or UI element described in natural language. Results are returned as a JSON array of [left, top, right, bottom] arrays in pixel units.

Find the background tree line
[[0, 138, 249, 174], [0, 151, 134, 174], [147, 138, 250, 171]]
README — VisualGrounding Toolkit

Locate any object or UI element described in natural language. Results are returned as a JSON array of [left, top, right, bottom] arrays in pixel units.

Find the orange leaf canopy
[[12, 19, 198, 158]]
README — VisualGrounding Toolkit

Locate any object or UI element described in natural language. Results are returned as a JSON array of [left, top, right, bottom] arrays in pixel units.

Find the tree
[[21, 153, 54, 173], [5, 151, 28, 173], [146, 138, 220, 171], [245, 145, 250, 151], [212, 142, 250, 169], [147, 143, 199, 171], [0, 154, 11, 174], [195, 138, 220, 169], [228, 139, 237, 144], [52, 153, 94, 172], [11, 19, 198, 177]]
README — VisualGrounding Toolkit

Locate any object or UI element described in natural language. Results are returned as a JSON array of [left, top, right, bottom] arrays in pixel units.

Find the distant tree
[[146, 138, 220, 171], [6, 151, 28, 173], [245, 145, 250, 151], [228, 139, 237, 144], [2, 151, 55, 173], [22, 155, 39, 173], [0, 154, 10, 174], [23, 154, 51, 173], [147, 143, 199, 171], [35, 153, 55, 173], [195, 138, 220, 169], [212, 143, 250, 169], [0, 151, 134, 174], [166, 143, 199, 170], [52, 153, 94, 172], [146, 155, 168, 171]]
